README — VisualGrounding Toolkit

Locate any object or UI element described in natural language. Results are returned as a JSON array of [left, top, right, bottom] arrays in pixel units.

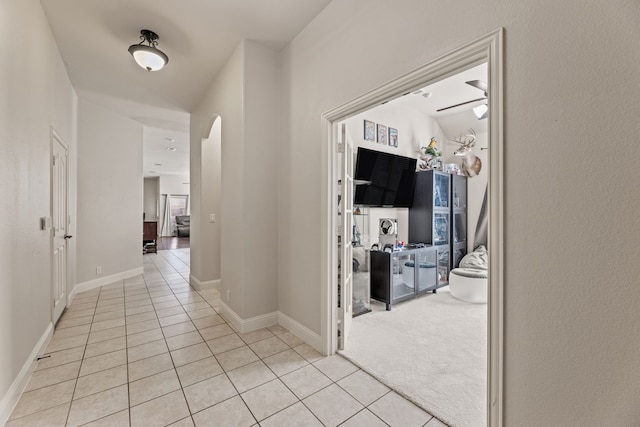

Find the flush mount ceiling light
[[128, 29, 168, 71]]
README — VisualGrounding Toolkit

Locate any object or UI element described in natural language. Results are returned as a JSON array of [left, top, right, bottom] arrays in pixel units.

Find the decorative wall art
[[364, 120, 376, 142], [389, 127, 398, 147], [377, 124, 388, 145]]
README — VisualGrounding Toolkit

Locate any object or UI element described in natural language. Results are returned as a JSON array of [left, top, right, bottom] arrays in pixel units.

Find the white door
[[52, 132, 69, 324], [338, 123, 354, 349]]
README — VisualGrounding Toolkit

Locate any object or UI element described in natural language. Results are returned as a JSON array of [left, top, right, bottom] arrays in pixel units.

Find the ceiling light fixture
[[128, 30, 168, 72], [473, 104, 488, 120]]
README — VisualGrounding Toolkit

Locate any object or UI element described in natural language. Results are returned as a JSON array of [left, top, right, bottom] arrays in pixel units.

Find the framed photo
[[389, 127, 398, 147], [364, 120, 376, 142], [377, 124, 388, 145]]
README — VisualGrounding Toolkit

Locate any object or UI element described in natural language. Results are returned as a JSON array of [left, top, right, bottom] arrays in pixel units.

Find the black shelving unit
[[451, 174, 468, 269], [408, 170, 452, 288]]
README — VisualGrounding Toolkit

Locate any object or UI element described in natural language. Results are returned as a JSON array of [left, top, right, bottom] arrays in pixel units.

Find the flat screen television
[[353, 147, 417, 207]]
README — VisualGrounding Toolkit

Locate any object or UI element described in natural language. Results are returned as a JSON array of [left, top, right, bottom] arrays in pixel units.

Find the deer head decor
[[451, 129, 482, 177]]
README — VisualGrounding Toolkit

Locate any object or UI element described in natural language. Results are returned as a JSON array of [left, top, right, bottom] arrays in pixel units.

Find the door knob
[[64, 235, 73, 239]]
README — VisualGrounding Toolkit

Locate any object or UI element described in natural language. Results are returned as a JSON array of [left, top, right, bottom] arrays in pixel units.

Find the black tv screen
[[353, 147, 417, 207]]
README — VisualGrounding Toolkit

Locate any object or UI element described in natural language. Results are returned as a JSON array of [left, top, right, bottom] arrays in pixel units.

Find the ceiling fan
[[436, 80, 488, 119]]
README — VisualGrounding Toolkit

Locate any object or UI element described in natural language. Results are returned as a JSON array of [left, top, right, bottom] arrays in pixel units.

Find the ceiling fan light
[[128, 30, 168, 72], [473, 104, 488, 120]]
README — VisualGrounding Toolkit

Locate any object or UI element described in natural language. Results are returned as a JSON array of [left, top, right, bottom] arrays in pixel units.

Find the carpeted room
[[335, 62, 491, 427]]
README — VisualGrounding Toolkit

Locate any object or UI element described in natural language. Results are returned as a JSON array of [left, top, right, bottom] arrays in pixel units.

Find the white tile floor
[[7, 249, 449, 427]]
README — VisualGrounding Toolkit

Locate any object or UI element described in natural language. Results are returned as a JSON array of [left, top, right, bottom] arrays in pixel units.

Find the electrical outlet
[[96, 266, 102, 275], [226, 289, 230, 302]]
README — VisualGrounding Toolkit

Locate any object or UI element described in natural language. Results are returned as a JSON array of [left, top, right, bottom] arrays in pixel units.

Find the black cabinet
[[370, 246, 438, 310], [408, 170, 451, 286], [451, 175, 468, 269], [409, 170, 451, 245], [408, 170, 468, 286], [143, 221, 157, 253]]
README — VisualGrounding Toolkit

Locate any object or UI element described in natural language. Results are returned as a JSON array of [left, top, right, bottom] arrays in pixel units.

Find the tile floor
[[7, 249, 448, 427]]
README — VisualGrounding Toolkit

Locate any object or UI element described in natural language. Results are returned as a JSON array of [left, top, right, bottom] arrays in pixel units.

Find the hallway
[[7, 249, 445, 427]]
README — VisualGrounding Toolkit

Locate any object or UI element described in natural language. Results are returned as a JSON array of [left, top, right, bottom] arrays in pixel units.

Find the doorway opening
[[142, 124, 191, 254], [322, 29, 504, 427]]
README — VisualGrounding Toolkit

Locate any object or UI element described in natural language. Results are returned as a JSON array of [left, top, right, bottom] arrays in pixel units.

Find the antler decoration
[[451, 129, 477, 156], [450, 129, 482, 177]]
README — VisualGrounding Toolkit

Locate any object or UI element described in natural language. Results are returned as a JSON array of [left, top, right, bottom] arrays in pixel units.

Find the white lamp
[[128, 30, 169, 72]]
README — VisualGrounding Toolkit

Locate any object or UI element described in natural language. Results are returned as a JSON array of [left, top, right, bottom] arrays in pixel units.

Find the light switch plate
[[209, 214, 216, 223], [40, 216, 51, 230]]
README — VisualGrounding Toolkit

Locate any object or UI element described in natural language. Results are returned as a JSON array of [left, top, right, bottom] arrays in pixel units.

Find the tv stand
[[370, 246, 438, 310]]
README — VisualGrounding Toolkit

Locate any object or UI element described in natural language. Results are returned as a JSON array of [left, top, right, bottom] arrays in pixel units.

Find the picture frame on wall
[[389, 127, 398, 147], [377, 124, 388, 145], [364, 120, 376, 142]]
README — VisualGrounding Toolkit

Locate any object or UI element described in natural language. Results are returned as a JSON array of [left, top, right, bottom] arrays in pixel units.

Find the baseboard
[[69, 267, 144, 304], [0, 322, 54, 425], [218, 302, 322, 351], [189, 275, 221, 291], [278, 311, 323, 353], [218, 301, 278, 334]]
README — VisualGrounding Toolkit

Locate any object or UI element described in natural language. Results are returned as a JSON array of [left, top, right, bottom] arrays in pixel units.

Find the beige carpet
[[340, 286, 486, 427]]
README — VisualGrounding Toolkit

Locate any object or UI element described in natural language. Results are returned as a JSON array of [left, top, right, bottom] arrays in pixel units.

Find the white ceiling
[[40, 0, 332, 177], [40, 1, 485, 177], [391, 63, 488, 138]]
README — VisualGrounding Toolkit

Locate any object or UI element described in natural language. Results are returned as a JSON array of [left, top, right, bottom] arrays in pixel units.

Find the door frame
[[320, 28, 505, 426]]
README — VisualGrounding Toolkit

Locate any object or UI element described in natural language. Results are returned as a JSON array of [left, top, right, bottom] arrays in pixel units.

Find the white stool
[[449, 267, 488, 304]]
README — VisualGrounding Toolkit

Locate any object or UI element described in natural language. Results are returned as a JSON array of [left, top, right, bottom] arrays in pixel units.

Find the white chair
[[449, 245, 488, 304]]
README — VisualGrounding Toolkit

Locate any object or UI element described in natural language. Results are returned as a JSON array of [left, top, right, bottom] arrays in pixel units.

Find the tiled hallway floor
[[7, 249, 446, 427]]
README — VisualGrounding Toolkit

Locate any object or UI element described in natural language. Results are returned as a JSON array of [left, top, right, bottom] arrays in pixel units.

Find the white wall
[[190, 41, 243, 298], [199, 117, 221, 280], [0, 0, 77, 418], [279, 1, 640, 425], [160, 175, 191, 198], [76, 99, 143, 284], [242, 41, 279, 318], [191, 40, 279, 319]]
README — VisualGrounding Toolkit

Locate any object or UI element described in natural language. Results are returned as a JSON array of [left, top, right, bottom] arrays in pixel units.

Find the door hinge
[[337, 143, 344, 154]]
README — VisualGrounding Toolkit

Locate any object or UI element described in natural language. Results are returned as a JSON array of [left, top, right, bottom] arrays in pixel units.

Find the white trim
[[320, 118, 334, 356], [68, 267, 144, 304], [321, 28, 505, 427], [217, 303, 322, 353], [486, 28, 505, 427], [278, 311, 323, 353], [218, 301, 278, 334], [0, 322, 54, 426], [189, 274, 221, 291]]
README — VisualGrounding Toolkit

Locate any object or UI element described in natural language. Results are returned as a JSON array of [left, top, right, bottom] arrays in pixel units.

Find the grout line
[[14, 247, 435, 426]]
